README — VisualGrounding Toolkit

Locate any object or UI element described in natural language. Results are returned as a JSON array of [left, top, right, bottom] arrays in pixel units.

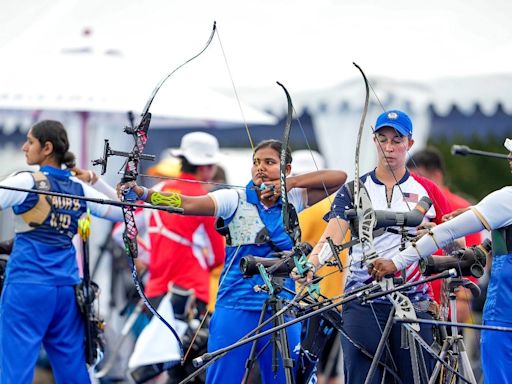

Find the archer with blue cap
[[374, 109, 413, 137], [296, 109, 457, 383], [372, 109, 415, 176], [368, 137, 512, 383]]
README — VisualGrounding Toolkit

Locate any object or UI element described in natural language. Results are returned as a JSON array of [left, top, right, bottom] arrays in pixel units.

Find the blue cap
[[374, 110, 413, 137]]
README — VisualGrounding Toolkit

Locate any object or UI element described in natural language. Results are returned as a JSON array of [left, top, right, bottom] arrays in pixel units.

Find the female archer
[[0, 120, 124, 384], [118, 139, 346, 383]]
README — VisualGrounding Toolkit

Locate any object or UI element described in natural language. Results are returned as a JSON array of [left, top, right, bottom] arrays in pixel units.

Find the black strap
[[492, 225, 512, 256]]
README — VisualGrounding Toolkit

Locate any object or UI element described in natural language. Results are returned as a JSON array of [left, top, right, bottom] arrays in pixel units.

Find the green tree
[[428, 135, 509, 203]]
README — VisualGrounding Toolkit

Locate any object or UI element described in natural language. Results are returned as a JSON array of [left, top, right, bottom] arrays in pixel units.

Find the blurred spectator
[[147, 157, 181, 179], [113, 132, 225, 383], [407, 147, 482, 324]]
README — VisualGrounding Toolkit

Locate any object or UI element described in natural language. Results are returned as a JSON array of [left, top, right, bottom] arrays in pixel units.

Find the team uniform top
[[0, 166, 123, 286], [210, 183, 306, 311], [326, 169, 450, 302]]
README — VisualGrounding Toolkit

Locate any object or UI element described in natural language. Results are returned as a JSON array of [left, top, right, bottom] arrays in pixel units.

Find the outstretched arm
[[287, 170, 347, 206], [124, 183, 217, 216], [369, 209, 485, 280], [73, 167, 118, 200]]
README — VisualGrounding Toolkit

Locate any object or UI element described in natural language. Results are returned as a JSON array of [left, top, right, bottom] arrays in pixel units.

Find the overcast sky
[[1, 0, 511, 94]]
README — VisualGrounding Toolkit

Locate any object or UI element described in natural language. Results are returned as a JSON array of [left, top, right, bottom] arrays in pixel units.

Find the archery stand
[[428, 277, 478, 384], [362, 227, 477, 384], [362, 227, 436, 384], [242, 274, 295, 384]]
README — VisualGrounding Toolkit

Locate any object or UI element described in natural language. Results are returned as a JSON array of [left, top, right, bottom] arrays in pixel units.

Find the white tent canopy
[[235, 72, 512, 178], [236, 77, 433, 178], [0, 51, 277, 126]]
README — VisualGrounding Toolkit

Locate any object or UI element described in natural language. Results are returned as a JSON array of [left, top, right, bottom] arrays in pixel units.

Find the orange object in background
[[299, 196, 349, 300]]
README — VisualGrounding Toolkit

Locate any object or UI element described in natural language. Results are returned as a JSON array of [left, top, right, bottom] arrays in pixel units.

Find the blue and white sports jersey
[[326, 169, 440, 301], [210, 181, 306, 311], [0, 165, 123, 286]]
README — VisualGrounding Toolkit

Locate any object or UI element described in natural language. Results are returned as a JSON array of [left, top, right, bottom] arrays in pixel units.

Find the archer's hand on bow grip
[[117, 181, 139, 202], [290, 262, 317, 284], [367, 258, 398, 281]]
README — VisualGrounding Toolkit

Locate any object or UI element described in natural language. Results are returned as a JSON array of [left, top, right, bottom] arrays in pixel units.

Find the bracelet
[[87, 170, 98, 185], [140, 186, 149, 201]]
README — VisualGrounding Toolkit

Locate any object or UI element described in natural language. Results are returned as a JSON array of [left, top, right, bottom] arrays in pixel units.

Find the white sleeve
[[208, 189, 239, 218], [80, 181, 125, 222], [288, 187, 307, 213], [0, 172, 34, 209], [391, 209, 485, 271], [91, 178, 118, 200], [472, 186, 512, 230]]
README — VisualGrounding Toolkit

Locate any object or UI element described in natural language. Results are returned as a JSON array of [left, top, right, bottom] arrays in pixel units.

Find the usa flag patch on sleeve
[[403, 192, 419, 203]]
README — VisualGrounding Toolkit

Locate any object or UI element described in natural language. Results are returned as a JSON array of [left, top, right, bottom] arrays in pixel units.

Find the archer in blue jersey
[[0, 120, 124, 384], [120, 139, 346, 383]]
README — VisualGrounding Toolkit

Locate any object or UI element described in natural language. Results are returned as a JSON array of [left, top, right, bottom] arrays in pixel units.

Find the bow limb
[[276, 81, 301, 244], [121, 21, 217, 257], [141, 22, 216, 116], [352, 63, 377, 265], [118, 22, 218, 360]]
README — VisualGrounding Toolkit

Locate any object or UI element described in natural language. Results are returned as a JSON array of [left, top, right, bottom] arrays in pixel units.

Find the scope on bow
[[420, 238, 491, 278], [346, 196, 433, 230], [374, 196, 432, 229], [240, 242, 313, 278]]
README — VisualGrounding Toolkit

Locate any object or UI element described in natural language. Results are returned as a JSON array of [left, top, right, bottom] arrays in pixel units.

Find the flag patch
[[403, 192, 419, 203]]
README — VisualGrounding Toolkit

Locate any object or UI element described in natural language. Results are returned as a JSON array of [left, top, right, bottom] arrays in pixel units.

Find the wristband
[[140, 186, 149, 201], [87, 170, 93, 184], [150, 191, 182, 208]]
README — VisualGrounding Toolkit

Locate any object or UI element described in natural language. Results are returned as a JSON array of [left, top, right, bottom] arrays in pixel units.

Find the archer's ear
[[42, 141, 54, 156], [285, 163, 292, 176], [408, 138, 415, 150]]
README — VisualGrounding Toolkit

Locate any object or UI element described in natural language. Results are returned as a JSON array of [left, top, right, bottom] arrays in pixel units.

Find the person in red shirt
[[114, 132, 226, 311], [407, 147, 481, 323], [112, 132, 225, 382]]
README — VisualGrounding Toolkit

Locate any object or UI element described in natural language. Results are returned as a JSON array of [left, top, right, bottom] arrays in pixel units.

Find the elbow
[[340, 171, 348, 185], [331, 171, 348, 192]]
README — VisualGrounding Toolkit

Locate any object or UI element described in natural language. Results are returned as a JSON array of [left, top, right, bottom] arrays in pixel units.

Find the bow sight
[[92, 113, 155, 177]]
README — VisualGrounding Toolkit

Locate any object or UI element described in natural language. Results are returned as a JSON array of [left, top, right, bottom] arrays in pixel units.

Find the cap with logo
[[374, 110, 413, 137], [170, 132, 222, 165]]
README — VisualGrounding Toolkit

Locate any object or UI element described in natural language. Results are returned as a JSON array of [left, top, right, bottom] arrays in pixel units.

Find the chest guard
[[14, 171, 52, 233], [216, 190, 272, 247]]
